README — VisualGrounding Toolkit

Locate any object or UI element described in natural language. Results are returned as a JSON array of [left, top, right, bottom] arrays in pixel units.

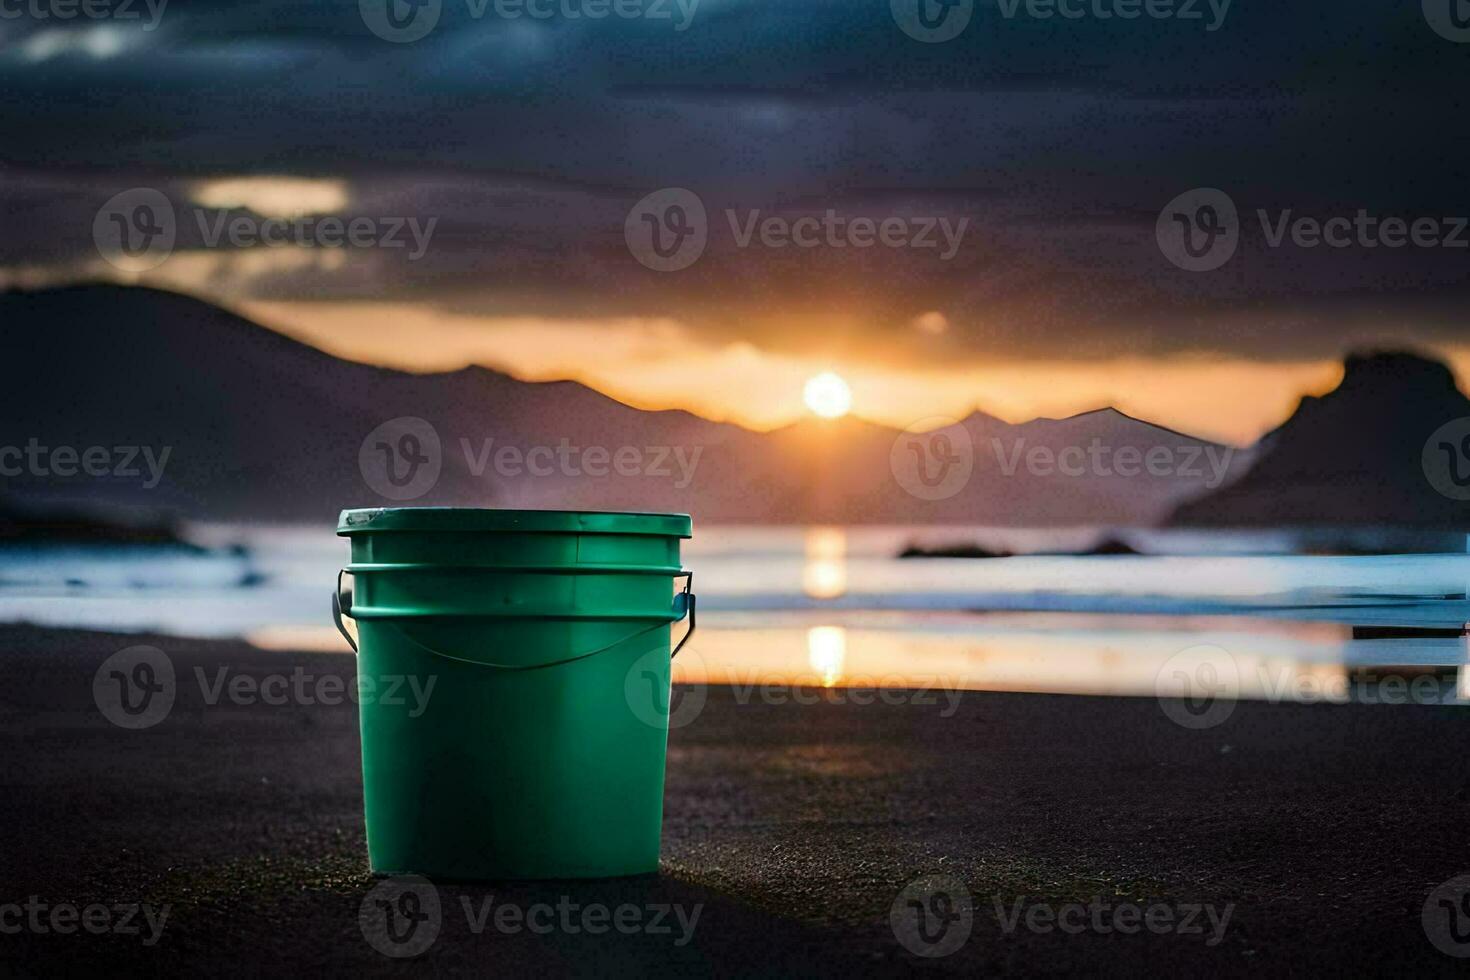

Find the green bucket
[[333, 507, 695, 880]]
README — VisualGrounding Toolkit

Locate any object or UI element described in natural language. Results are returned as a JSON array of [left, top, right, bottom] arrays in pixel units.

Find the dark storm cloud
[[1, 0, 1468, 363]]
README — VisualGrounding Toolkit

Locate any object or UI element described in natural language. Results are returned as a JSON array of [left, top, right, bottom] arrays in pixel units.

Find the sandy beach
[[2, 623, 1467, 976]]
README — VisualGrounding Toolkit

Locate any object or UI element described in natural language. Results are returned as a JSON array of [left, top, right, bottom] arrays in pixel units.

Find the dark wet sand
[[2, 624, 1468, 976]]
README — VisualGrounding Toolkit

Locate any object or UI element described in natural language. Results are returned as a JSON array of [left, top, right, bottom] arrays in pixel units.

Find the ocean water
[[3, 524, 1469, 702]]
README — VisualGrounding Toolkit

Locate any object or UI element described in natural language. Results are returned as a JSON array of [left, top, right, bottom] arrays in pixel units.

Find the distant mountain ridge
[[2, 284, 1252, 525], [1171, 350, 1470, 528]]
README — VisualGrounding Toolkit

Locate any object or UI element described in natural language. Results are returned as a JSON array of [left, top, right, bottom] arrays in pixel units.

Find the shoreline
[[2, 624, 1468, 975]]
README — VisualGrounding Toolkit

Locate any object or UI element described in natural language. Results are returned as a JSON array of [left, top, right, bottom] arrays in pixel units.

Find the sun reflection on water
[[802, 527, 847, 599], [806, 625, 847, 688]]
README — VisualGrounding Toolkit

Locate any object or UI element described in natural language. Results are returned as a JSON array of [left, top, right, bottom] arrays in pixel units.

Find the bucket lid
[[337, 507, 692, 538]]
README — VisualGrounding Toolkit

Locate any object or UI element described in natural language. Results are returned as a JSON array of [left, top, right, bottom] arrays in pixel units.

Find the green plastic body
[[337, 508, 693, 880]]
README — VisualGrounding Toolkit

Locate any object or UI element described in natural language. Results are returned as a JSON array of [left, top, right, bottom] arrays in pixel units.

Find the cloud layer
[[2, 0, 1468, 378]]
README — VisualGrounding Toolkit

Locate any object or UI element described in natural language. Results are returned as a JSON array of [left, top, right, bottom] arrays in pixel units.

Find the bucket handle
[[332, 568, 696, 663], [670, 570, 696, 659], [333, 568, 357, 651]]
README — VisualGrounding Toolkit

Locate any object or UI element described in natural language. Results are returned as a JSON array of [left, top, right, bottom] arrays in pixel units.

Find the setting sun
[[803, 372, 852, 419]]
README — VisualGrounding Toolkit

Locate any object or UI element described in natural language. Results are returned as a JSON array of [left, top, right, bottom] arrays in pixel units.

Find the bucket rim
[[337, 507, 692, 538]]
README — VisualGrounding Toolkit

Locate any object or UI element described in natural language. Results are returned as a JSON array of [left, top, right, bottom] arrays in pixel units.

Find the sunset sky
[[2, 2, 1468, 445]]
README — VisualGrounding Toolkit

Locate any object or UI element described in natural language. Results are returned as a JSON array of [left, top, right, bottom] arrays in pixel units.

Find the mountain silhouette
[[1171, 350, 1470, 527], [2, 284, 1249, 525]]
